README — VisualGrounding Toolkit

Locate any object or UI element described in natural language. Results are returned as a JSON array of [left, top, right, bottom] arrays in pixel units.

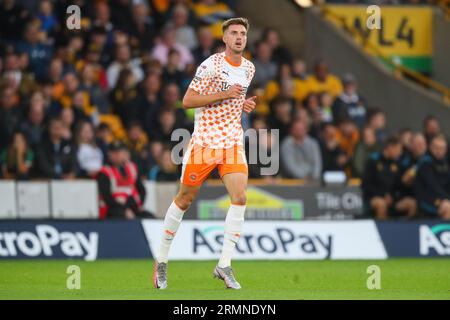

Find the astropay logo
[[193, 225, 333, 259], [419, 224, 450, 256], [0, 225, 98, 260]]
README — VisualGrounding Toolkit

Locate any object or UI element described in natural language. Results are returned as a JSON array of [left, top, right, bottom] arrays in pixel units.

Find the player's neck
[[224, 48, 242, 67]]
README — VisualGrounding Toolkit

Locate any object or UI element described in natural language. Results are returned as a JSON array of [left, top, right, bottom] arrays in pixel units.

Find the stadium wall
[[1, 220, 449, 260], [433, 9, 450, 88], [304, 8, 450, 137]]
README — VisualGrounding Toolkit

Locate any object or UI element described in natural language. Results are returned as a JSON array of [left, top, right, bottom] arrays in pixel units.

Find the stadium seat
[[50, 180, 99, 219], [17, 182, 51, 219], [0, 181, 18, 219]]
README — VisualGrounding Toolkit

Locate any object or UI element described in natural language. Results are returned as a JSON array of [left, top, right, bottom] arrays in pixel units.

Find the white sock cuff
[[168, 201, 186, 221], [225, 204, 246, 233], [228, 204, 246, 220]]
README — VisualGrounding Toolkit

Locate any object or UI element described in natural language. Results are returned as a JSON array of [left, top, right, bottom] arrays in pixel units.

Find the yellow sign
[[325, 5, 433, 57]]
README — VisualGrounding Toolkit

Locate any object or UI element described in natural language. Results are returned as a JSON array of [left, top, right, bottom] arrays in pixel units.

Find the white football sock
[[218, 204, 246, 268], [157, 201, 185, 263]]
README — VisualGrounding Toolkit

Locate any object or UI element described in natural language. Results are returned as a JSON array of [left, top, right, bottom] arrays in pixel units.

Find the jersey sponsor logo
[[220, 81, 248, 95]]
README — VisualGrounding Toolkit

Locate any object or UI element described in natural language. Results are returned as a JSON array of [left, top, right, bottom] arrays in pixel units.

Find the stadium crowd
[[0, 0, 449, 219]]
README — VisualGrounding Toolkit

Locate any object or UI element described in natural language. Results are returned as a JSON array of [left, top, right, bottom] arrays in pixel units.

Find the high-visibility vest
[[98, 162, 142, 219]]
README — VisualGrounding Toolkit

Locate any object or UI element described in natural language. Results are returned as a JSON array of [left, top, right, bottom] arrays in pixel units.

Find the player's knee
[[175, 191, 197, 211], [230, 192, 246, 206]]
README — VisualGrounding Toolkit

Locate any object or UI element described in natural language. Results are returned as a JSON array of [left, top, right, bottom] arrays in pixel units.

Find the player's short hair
[[222, 17, 249, 33]]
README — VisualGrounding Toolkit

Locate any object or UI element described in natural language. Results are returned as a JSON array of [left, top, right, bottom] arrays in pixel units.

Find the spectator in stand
[[125, 121, 151, 179], [0, 131, 34, 180], [292, 58, 308, 81], [129, 72, 162, 133], [335, 118, 360, 160], [51, 72, 96, 119], [352, 126, 380, 178], [92, 1, 115, 48], [332, 73, 367, 129], [399, 128, 413, 154], [97, 141, 152, 219], [19, 91, 47, 148], [129, 2, 156, 53], [366, 107, 388, 144], [264, 63, 309, 104], [80, 63, 109, 115], [0, 86, 21, 150], [36, 118, 78, 179], [261, 28, 292, 66], [415, 135, 450, 219], [192, 26, 215, 65], [398, 132, 427, 202], [109, 68, 138, 127], [267, 98, 294, 142], [95, 123, 113, 159], [37, 0, 58, 40], [2, 52, 36, 97], [109, 0, 134, 33], [47, 57, 64, 86], [106, 43, 143, 89], [159, 82, 189, 127], [151, 25, 194, 70], [253, 41, 277, 89], [169, 4, 198, 50], [319, 123, 348, 173], [0, 0, 30, 43], [192, 0, 234, 39], [75, 121, 104, 178], [148, 146, 179, 181], [149, 107, 180, 143], [162, 49, 189, 91], [318, 93, 334, 124], [16, 20, 53, 81], [246, 129, 280, 180], [305, 60, 343, 99], [422, 115, 441, 144], [281, 118, 322, 180], [304, 93, 322, 139], [362, 137, 417, 219], [59, 107, 75, 141]]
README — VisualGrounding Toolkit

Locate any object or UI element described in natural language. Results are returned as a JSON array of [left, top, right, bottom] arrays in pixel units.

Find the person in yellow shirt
[[192, 0, 234, 39], [305, 60, 343, 99], [264, 64, 309, 104]]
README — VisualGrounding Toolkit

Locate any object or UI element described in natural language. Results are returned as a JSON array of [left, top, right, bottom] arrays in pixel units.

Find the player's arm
[[182, 85, 242, 109]]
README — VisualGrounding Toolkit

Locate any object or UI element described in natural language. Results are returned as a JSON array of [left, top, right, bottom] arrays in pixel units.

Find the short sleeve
[[188, 57, 216, 95]]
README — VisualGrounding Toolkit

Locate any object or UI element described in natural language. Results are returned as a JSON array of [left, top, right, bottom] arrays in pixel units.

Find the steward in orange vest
[[97, 141, 153, 219]]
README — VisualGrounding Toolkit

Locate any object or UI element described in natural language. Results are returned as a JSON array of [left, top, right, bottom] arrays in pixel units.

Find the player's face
[[223, 24, 247, 54]]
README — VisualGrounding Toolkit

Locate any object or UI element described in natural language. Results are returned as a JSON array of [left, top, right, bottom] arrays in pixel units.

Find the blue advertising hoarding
[[0, 220, 151, 260]]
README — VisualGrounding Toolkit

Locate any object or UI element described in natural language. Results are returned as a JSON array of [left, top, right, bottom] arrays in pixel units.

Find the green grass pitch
[[0, 259, 449, 300]]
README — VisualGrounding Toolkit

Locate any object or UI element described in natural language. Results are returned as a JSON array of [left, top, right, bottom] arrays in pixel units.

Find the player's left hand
[[243, 96, 257, 113]]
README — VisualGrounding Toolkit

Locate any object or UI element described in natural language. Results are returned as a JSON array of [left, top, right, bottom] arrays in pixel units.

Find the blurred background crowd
[[0, 0, 449, 219]]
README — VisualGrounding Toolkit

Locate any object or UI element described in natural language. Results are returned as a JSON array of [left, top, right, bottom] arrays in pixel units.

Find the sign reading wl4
[[325, 5, 433, 73], [420, 224, 450, 256]]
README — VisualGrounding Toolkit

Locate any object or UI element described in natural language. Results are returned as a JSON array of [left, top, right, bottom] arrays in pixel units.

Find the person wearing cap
[[332, 73, 367, 130], [97, 140, 151, 219]]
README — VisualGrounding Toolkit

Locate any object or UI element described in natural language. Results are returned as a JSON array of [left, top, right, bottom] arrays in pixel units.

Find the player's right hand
[[224, 84, 242, 99]]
